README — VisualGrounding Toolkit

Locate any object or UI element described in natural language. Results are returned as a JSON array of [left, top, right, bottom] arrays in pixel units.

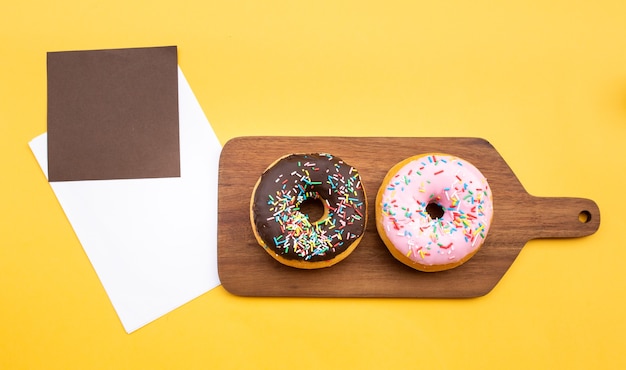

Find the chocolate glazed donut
[[250, 153, 367, 269]]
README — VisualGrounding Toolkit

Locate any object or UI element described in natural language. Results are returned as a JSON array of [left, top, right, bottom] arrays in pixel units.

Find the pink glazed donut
[[376, 153, 494, 272]]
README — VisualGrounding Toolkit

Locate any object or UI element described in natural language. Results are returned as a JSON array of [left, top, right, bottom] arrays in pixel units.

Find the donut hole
[[578, 210, 591, 224], [425, 202, 445, 220], [299, 197, 326, 223]]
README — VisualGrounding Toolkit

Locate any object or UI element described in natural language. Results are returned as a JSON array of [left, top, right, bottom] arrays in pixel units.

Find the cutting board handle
[[524, 196, 600, 240]]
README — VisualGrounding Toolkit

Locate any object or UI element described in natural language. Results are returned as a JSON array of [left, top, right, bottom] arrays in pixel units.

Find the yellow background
[[2, 1, 625, 369]]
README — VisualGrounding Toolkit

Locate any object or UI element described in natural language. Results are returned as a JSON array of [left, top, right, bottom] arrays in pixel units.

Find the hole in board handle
[[578, 210, 591, 224]]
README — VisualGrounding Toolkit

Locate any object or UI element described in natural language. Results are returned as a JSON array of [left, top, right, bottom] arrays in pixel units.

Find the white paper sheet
[[29, 67, 221, 333]]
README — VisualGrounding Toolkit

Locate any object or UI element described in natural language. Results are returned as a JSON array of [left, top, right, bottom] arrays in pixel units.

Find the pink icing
[[378, 154, 493, 268]]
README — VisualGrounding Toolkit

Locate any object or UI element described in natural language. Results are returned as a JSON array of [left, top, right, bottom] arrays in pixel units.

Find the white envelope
[[29, 67, 221, 333]]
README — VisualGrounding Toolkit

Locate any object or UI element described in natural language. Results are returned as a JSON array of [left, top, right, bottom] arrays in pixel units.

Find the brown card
[[47, 46, 180, 182]]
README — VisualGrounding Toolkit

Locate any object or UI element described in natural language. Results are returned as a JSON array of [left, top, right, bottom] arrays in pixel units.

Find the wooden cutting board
[[217, 137, 600, 298]]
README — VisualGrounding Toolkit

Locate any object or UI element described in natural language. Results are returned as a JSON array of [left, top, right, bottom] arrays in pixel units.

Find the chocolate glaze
[[252, 153, 366, 262]]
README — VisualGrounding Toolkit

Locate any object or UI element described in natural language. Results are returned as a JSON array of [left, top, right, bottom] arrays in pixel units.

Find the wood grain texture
[[217, 137, 600, 297]]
